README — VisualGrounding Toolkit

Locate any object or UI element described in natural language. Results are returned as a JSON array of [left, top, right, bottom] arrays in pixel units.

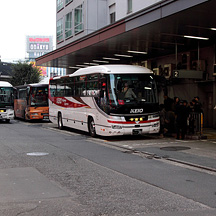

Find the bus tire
[[88, 117, 96, 137], [58, 113, 63, 130]]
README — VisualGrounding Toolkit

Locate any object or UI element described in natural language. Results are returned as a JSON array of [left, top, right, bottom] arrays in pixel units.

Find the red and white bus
[[49, 65, 160, 136], [0, 81, 14, 122], [14, 83, 49, 120]]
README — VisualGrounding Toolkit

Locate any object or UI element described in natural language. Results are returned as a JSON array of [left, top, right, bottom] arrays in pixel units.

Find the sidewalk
[[185, 128, 216, 140], [128, 128, 216, 173], [202, 128, 216, 139]]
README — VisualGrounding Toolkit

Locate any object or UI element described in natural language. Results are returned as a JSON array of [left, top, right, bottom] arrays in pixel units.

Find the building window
[[74, 4, 84, 34], [109, 4, 116, 24], [65, 12, 73, 38], [57, 18, 63, 43], [65, 0, 73, 5], [57, 0, 64, 12], [110, 12, 115, 24], [127, 0, 132, 13]]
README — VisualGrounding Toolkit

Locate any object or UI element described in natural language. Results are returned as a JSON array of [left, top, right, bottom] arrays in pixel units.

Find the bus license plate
[[43, 116, 49, 119], [132, 129, 142, 135]]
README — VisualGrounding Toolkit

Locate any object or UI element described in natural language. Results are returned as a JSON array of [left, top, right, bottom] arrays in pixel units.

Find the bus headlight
[[149, 114, 159, 119], [112, 125, 122, 129], [31, 113, 39, 115], [148, 115, 153, 119], [152, 123, 159, 127]]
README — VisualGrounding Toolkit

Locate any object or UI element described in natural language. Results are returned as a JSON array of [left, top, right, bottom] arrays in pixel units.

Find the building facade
[[56, 0, 164, 48], [37, 0, 216, 128]]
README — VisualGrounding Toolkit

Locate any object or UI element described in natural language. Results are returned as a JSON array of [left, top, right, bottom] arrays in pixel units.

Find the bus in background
[[0, 81, 14, 122], [49, 65, 160, 137], [14, 83, 49, 120]]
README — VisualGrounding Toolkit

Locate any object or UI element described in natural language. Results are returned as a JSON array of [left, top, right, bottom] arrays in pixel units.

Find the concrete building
[[36, 0, 216, 128]]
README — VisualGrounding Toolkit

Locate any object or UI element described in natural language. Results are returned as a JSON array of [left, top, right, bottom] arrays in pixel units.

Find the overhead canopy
[[36, 0, 216, 72]]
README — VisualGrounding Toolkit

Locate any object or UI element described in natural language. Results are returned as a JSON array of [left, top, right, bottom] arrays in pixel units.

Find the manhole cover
[[27, 152, 49, 156], [160, 146, 191, 151]]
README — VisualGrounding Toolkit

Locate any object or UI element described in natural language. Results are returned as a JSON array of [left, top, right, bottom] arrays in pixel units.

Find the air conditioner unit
[[192, 60, 206, 71], [153, 68, 160, 75]]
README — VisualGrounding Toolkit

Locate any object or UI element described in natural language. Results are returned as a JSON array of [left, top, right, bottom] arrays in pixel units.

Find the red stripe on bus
[[107, 118, 159, 124], [49, 97, 90, 108]]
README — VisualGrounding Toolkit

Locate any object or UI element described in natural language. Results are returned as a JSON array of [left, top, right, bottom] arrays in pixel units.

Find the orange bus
[[14, 83, 49, 120]]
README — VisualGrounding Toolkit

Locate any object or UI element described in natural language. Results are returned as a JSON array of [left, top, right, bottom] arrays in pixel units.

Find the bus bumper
[[103, 121, 160, 136], [0, 109, 14, 120]]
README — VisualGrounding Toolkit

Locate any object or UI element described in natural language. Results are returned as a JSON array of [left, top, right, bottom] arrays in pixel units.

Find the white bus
[[49, 65, 160, 136], [0, 81, 14, 122]]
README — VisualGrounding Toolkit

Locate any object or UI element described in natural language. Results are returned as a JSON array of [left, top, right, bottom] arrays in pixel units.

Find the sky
[[0, 0, 56, 62]]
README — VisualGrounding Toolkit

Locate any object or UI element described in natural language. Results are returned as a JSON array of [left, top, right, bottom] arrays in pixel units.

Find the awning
[[36, 0, 216, 73]]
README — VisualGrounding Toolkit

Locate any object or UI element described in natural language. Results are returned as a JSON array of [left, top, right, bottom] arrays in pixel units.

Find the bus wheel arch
[[58, 112, 64, 130], [88, 116, 97, 137]]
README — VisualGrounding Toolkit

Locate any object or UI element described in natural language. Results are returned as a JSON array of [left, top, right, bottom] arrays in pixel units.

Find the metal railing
[[188, 112, 203, 136]]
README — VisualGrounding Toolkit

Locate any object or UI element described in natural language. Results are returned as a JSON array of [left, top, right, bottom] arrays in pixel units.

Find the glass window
[[50, 80, 57, 97], [56, 79, 65, 97], [57, 18, 63, 43], [110, 12, 116, 24], [109, 74, 158, 105], [65, 78, 74, 96], [65, 12, 73, 38], [86, 74, 99, 96], [0, 87, 14, 105], [74, 75, 86, 96], [65, 0, 72, 5], [127, 0, 132, 13], [18, 88, 27, 99], [57, 0, 64, 11], [109, 4, 116, 24], [31, 87, 48, 107], [74, 5, 83, 34]]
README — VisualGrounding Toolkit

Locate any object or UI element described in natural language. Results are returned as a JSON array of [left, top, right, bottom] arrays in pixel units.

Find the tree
[[10, 62, 41, 86]]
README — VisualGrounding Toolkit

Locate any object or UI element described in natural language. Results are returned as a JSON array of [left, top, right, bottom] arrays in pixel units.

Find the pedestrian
[[173, 96, 180, 111], [193, 96, 203, 113], [175, 100, 190, 139], [159, 104, 166, 137], [164, 95, 174, 111]]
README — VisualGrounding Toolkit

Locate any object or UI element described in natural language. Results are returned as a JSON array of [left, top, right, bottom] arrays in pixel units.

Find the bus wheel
[[88, 117, 96, 137], [58, 113, 63, 130]]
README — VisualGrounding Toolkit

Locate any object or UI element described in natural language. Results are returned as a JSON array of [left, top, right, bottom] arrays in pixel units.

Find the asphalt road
[[0, 119, 216, 216]]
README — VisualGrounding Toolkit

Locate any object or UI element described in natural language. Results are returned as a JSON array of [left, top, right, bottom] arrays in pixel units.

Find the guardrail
[[188, 112, 203, 136]]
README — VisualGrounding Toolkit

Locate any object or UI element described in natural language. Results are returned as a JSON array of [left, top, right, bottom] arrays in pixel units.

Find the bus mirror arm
[[100, 90, 104, 98]]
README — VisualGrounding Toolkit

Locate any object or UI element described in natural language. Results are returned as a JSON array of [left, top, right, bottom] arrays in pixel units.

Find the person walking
[[175, 100, 190, 140]]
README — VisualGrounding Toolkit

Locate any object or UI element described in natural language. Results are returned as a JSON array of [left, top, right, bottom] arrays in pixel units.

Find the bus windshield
[[108, 74, 158, 105], [0, 87, 13, 107], [99, 74, 158, 115], [31, 87, 48, 107]]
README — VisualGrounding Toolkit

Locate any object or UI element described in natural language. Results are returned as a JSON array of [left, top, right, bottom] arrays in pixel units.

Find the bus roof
[[15, 83, 48, 89], [0, 81, 13, 87], [69, 65, 153, 77]]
